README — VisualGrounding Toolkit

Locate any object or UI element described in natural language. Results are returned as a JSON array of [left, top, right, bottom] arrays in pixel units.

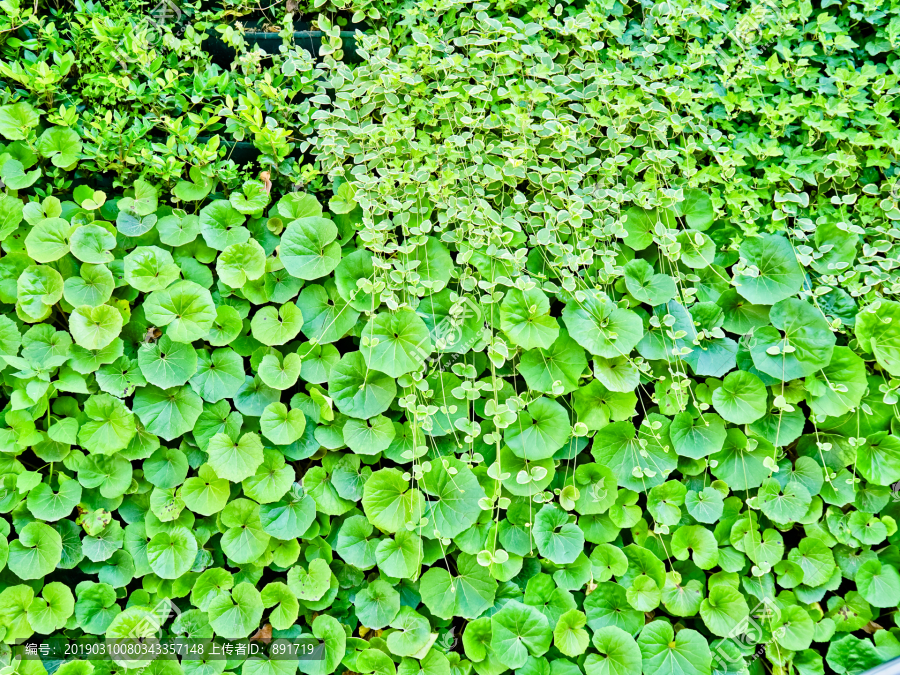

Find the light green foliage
[[0, 2, 897, 675]]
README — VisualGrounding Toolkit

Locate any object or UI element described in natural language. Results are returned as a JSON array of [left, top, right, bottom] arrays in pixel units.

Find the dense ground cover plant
[[0, 1, 899, 675], [0, 0, 351, 192]]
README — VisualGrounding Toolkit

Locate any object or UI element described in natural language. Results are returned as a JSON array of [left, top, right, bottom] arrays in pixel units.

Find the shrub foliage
[[0, 1, 899, 675]]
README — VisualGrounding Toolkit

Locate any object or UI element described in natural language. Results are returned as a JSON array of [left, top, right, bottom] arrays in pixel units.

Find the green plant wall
[[0, 1, 898, 675]]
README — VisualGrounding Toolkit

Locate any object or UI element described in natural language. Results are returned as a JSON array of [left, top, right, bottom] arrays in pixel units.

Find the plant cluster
[[0, 1, 898, 675]]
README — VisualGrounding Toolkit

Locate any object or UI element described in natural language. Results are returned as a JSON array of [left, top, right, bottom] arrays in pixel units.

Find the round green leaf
[[711, 370, 767, 424]]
